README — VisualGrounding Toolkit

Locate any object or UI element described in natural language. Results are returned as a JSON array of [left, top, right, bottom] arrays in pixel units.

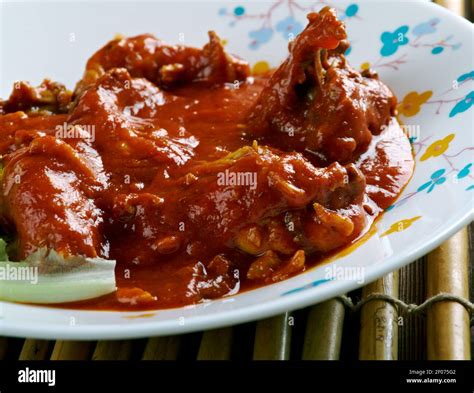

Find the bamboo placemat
[[0, 0, 472, 361]]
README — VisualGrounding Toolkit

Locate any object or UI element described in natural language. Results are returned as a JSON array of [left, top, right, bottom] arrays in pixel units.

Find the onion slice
[[0, 241, 116, 304]]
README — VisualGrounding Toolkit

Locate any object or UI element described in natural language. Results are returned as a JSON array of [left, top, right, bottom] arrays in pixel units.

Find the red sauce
[[0, 7, 414, 311]]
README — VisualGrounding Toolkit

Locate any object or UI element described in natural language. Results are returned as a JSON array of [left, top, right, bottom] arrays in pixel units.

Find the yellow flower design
[[420, 134, 455, 161], [252, 61, 270, 75], [381, 216, 421, 237], [397, 91, 433, 117]]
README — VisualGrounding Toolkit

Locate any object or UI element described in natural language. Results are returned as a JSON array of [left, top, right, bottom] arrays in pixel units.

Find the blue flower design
[[449, 91, 474, 118], [282, 278, 333, 296], [276, 16, 303, 40], [432, 46, 444, 55], [412, 18, 440, 37], [457, 163, 472, 179], [248, 27, 273, 50], [234, 6, 245, 16], [466, 185, 474, 191], [417, 169, 447, 193], [345, 4, 359, 18], [457, 70, 474, 83], [380, 26, 409, 57], [345, 44, 352, 56]]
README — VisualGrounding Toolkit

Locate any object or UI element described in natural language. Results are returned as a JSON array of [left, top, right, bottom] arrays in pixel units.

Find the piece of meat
[[74, 32, 250, 98], [0, 136, 107, 259], [247, 249, 306, 283], [0, 67, 196, 260], [0, 111, 68, 155], [245, 7, 397, 165], [0, 80, 72, 115], [107, 143, 367, 266], [69, 67, 200, 194]]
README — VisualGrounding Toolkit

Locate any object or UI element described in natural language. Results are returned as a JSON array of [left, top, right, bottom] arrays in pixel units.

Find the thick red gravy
[[0, 8, 414, 311]]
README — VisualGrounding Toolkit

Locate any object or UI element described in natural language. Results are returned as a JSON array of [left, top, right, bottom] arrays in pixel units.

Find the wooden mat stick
[[470, 223, 474, 359], [0, 338, 9, 359], [303, 299, 345, 360], [434, 0, 465, 15], [253, 312, 292, 360], [197, 328, 233, 360], [359, 272, 399, 360], [429, 0, 471, 362], [142, 336, 181, 360], [398, 258, 427, 360], [426, 228, 471, 360], [92, 340, 133, 360], [50, 341, 93, 360], [19, 339, 51, 360]]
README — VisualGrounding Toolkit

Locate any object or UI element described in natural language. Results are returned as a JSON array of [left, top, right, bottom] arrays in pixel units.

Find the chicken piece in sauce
[[74, 30, 250, 98], [246, 7, 397, 165]]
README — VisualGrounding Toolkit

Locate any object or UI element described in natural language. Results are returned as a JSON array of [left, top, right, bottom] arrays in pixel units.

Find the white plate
[[0, 0, 473, 339]]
